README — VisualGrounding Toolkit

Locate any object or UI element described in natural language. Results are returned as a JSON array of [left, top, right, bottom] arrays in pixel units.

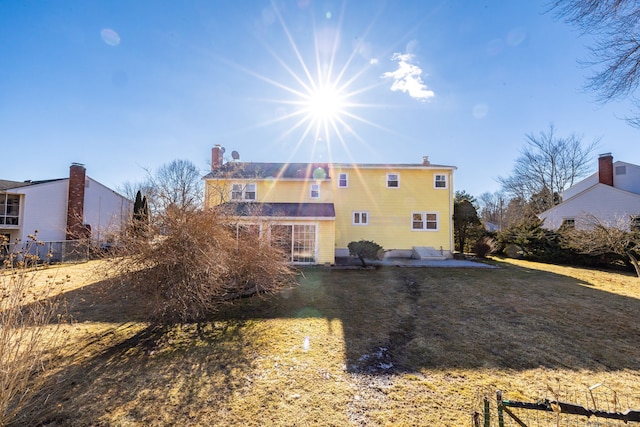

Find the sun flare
[[304, 84, 345, 122]]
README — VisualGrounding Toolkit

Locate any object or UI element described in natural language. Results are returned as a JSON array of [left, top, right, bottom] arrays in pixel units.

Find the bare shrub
[[113, 208, 296, 323], [473, 236, 497, 258], [0, 233, 66, 425]]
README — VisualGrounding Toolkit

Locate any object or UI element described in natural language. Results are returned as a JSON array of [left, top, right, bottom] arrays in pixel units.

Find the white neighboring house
[[538, 153, 640, 230], [0, 163, 132, 247]]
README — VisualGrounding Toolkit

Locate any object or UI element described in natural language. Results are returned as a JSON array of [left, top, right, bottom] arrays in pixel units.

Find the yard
[[9, 258, 640, 426]]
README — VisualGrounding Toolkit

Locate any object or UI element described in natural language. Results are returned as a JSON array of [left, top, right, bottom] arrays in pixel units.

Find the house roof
[[0, 178, 65, 191], [539, 183, 640, 219], [203, 161, 456, 180], [204, 163, 332, 180], [220, 202, 335, 218]]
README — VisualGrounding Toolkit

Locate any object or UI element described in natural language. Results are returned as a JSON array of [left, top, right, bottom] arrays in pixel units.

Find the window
[[616, 165, 627, 175], [353, 211, 369, 225], [231, 183, 256, 201], [561, 218, 575, 228], [271, 224, 316, 264], [0, 194, 20, 226], [387, 173, 399, 188], [411, 212, 438, 231], [338, 173, 348, 188], [310, 183, 320, 199], [231, 184, 243, 200], [435, 174, 447, 188], [631, 216, 640, 231], [244, 183, 256, 200]]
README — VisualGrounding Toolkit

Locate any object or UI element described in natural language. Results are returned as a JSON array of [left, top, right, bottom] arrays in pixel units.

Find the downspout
[[449, 170, 454, 256]]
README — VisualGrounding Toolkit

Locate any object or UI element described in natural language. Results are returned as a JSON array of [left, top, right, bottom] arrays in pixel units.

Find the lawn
[[10, 258, 640, 426]]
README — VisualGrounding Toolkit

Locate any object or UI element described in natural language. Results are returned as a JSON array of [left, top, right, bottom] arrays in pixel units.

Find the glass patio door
[[271, 224, 316, 264]]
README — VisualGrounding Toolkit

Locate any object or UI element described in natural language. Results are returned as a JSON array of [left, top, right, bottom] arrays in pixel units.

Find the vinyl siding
[[205, 179, 331, 205], [539, 184, 640, 230], [331, 166, 453, 252]]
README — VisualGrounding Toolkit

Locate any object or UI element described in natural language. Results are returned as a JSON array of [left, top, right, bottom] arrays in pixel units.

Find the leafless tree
[[499, 124, 598, 214], [148, 159, 203, 214], [550, 0, 640, 125], [561, 213, 640, 277], [478, 191, 507, 228]]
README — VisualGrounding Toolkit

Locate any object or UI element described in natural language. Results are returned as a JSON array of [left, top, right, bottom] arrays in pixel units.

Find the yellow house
[[204, 146, 456, 265]]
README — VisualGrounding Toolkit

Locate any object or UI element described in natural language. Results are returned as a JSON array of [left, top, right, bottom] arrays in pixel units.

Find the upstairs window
[[353, 211, 369, 225], [387, 173, 399, 188], [561, 218, 575, 228], [631, 216, 640, 231], [435, 174, 447, 188], [244, 183, 256, 200], [0, 194, 20, 226], [338, 173, 348, 188], [616, 165, 627, 175], [231, 184, 243, 200], [310, 183, 320, 199], [412, 212, 438, 231], [231, 183, 256, 201]]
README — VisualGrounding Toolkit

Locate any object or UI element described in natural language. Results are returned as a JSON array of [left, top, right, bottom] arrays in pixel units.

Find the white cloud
[[382, 53, 434, 101], [369, 58, 378, 65]]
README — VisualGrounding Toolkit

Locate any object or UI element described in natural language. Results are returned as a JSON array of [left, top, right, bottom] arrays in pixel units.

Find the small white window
[[231, 183, 256, 201], [353, 211, 369, 225], [435, 174, 447, 188], [387, 173, 399, 188], [562, 218, 575, 228], [411, 212, 438, 231], [616, 165, 627, 175], [338, 173, 348, 188], [310, 183, 320, 199], [245, 183, 256, 200], [231, 184, 243, 200], [631, 216, 640, 231]]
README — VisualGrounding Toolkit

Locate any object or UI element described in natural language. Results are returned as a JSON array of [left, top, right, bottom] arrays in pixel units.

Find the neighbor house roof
[[0, 179, 65, 191], [219, 202, 335, 219]]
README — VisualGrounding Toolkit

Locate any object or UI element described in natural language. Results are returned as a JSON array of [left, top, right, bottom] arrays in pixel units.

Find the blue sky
[[1, 0, 637, 198]]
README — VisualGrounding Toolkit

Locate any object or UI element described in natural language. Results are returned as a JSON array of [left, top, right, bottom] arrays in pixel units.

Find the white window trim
[[411, 211, 439, 231], [310, 183, 320, 199], [231, 182, 257, 201], [352, 211, 369, 225], [434, 174, 447, 189], [338, 173, 348, 188], [386, 173, 400, 189]]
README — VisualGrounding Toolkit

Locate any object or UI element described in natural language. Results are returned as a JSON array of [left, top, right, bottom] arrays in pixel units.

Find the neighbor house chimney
[[598, 153, 614, 186], [211, 145, 223, 170], [66, 163, 89, 240], [422, 156, 430, 166]]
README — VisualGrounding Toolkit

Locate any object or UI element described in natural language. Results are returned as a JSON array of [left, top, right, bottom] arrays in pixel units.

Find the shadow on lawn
[[13, 319, 259, 426], [14, 263, 640, 424], [50, 264, 640, 374], [213, 264, 640, 373]]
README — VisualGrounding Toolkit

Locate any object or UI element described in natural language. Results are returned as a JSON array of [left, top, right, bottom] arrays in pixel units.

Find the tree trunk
[[357, 253, 367, 268], [625, 250, 640, 278]]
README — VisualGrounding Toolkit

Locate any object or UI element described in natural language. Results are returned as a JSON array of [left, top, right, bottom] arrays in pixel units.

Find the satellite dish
[[231, 150, 240, 160]]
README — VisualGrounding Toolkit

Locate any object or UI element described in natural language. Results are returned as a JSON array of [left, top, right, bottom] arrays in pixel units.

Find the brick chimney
[[422, 156, 430, 166], [598, 153, 614, 186], [211, 145, 223, 170], [66, 163, 90, 240]]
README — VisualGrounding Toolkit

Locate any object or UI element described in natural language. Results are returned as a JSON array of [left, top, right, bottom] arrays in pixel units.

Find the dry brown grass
[[10, 257, 640, 426]]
